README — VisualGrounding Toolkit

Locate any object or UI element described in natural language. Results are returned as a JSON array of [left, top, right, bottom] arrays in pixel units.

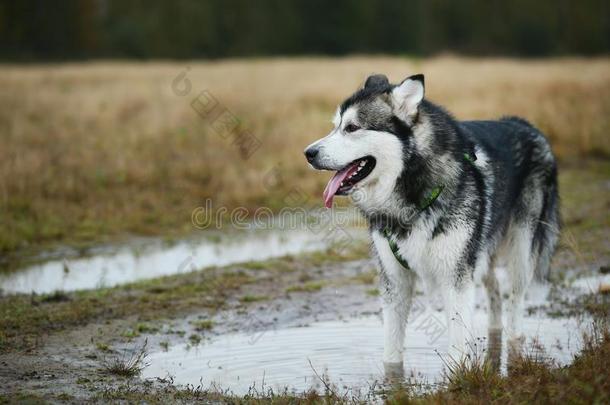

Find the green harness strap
[[383, 153, 476, 269], [382, 227, 412, 269], [382, 185, 443, 269]]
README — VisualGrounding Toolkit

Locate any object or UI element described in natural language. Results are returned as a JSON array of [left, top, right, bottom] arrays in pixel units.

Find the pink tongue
[[322, 163, 360, 208]]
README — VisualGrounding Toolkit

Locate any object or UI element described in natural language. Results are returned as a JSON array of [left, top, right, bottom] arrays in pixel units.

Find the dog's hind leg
[[483, 257, 502, 369], [483, 256, 502, 332], [505, 225, 536, 356], [372, 231, 416, 368]]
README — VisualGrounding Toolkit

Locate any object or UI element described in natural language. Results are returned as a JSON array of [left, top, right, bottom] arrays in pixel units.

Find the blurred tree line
[[1, 0, 608, 60]]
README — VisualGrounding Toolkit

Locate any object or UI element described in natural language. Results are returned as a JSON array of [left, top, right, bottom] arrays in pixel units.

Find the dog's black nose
[[304, 147, 319, 163]]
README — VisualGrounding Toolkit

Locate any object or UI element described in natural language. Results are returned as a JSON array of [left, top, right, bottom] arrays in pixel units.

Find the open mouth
[[322, 156, 376, 208]]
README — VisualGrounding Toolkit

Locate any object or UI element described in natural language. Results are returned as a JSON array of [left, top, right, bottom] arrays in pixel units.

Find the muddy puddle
[[568, 273, 610, 291], [142, 313, 586, 395], [0, 227, 366, 294], [142, 276, 591, 396]]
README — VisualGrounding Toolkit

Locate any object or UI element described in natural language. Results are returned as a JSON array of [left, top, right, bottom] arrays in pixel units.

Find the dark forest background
[[1, 0, 609, 60]]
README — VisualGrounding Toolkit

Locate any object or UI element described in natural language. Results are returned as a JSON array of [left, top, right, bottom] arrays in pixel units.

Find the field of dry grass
[[1, 56, 609, 254]]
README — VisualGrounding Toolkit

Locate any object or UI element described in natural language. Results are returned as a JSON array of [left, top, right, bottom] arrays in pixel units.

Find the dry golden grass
[[1, 56, 609, 253]]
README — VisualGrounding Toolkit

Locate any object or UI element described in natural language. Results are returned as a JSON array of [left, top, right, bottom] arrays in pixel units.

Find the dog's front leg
[[442, 280, 476, 363], [372, 231, 416, 367]]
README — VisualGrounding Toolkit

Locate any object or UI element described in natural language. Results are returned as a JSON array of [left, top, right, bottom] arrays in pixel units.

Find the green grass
[[191, 319, 214, 331], [351, 270, 377, 285], [101, 340, 149, 378], [135, 322, 160, 334], [188, 333, 202, 345], [0, 269, 252, 353], [95, 342, 111, 352], [404, 327, 610, 404], [240, 295, 269, 303], [242, 261, 269, 271], [286, 281, 326, 293]]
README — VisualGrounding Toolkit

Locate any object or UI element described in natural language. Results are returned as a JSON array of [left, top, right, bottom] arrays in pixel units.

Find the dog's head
[[304, 73, 426, 209]]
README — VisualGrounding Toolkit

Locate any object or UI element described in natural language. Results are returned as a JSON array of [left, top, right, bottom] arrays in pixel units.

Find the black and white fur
[[304, 74, 559, 366]]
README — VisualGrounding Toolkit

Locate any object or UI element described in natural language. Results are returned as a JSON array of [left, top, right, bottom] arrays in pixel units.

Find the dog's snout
[[304, 147, 319, 163]]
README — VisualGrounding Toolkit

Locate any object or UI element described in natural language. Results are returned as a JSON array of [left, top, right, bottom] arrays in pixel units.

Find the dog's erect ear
[[392, 74, 425, 122], [363, 74, 389, 89]]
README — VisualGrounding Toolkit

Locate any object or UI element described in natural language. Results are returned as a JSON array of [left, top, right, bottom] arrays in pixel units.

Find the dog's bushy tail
[[533, 163, 560, 282]]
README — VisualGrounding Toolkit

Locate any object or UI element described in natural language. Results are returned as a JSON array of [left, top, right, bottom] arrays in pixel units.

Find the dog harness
[[381, 185, 443, 269], [382, 152, 476, 269]]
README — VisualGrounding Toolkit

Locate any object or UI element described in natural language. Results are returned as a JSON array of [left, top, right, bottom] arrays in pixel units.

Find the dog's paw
[[383, 361, 405, 382], [507, 335, 526, 364]]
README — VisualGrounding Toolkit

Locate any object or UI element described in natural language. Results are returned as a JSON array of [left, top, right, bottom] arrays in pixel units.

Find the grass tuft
[[239, 294, 269, 303], [351, 270, 377, 285], [191, 319, 214, 331], [286, 281, 325, 293], [95, 342, 111, 352], [188, 334, 202, 345], [39, 291, 71, 303], [101, 340, 149, 378]]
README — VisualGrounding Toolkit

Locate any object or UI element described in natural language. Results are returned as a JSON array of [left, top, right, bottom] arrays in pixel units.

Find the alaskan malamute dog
[[304, 74, 559, 366]]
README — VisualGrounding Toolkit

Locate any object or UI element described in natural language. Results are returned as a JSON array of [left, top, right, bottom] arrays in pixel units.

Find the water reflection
[[142, 313, 585, 395]]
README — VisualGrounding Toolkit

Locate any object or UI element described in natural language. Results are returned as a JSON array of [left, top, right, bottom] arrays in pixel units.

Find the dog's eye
[[344, 124, 360, 133]]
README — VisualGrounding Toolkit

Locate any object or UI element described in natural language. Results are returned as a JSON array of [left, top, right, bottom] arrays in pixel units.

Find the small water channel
[[0, 227, 366, 295]]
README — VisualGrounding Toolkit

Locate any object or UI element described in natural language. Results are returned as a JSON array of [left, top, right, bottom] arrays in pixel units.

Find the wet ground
[[0, 227, 366, 294], [142, 313, 585, 395], [2, 247, 605, 401], [139, 264, 597, 395]]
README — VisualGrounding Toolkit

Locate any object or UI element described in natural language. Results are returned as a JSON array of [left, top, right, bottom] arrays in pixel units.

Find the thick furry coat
[[305, 73, 559, 365]]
